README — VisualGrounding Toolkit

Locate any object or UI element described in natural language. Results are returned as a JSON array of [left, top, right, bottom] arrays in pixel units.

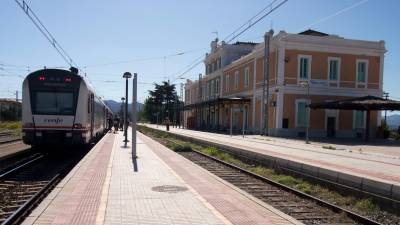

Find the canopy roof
[[184, 97, 250, 110], [309, 95, 400, 111]]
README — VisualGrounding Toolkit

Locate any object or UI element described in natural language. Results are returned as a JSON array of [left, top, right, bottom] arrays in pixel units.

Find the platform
[[23, 129, 301, 225], [0, 141, 31, 161], [143, 124, 400, 200]]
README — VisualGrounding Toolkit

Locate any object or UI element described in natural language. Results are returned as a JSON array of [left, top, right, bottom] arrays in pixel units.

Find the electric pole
[[383, 92, 389, 125], [15, 90, 19, 120], [261, 29, 274, 135], [180, 83, 184, 128]]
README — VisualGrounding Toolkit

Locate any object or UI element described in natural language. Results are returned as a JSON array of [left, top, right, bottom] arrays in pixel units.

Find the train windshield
[[34, 91, 75, 115]]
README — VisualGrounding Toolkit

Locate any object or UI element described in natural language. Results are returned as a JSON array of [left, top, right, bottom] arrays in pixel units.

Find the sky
[[1, 0, 399, 106]]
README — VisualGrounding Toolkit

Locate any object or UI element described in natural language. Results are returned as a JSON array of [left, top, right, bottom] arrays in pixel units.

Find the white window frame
[[327, 57, 341, 82], [297, 55, 312, 82], [225, 75, 230, 92], [295, 99, 309, 128], [353, 110, 366, 129], [356, 59, 368, 87], [234, 70, 239, 89], [244, 67, 250, 87]]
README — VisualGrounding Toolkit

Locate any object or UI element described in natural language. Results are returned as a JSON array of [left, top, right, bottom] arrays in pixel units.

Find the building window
[[296, 101, 308, 128], [244, 67, 249, 87], [298, 55, 311, 80], [217, 57, 222, 69], [357, 60, 367, 83], [234, 71, 239, 89], [215, 78, 220, 95], [211, 80, 215, 97], [225, 75, 230, 92], [328, 58, 340, 81], [354, 110, 365, 128], [207, 82, 211, 98]]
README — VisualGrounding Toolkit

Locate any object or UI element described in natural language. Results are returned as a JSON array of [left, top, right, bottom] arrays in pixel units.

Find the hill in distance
[[104, 100, 143, 113], [387, 114, 400, 129]]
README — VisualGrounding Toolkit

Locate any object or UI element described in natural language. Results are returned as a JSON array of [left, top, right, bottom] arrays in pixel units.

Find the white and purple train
[[22, 68, 113, 146]]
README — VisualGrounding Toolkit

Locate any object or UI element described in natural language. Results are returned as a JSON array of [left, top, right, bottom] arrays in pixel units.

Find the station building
[[183, 29, 386, 138]]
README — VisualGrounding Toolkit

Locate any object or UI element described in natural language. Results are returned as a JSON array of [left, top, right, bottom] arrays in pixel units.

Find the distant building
[[184, 29, 386, 138], [0, 98, 21, 121]]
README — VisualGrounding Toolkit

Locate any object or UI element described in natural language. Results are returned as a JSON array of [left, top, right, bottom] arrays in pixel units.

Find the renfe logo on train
[[43, 118, 64, 124]]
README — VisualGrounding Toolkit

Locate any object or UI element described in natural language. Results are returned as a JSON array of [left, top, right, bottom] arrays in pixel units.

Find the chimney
[[210, 38, 219, 53]]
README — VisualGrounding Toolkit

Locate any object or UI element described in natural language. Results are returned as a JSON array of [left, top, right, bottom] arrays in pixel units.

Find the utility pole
[[261, 29, 274, 136], [180, 83, 184, 128], [15, 90, 19, 121], [383, 92, 389, 125]]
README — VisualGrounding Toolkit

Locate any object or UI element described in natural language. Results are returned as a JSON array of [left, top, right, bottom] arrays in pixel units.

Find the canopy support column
[[365, 110, 371, 142]]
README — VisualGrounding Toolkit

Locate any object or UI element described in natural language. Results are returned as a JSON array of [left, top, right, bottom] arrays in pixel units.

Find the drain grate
[[151, 185, 188, 193]]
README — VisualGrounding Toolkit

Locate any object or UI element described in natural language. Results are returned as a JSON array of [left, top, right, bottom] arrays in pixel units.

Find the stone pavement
[[102, 131, 227, 225], [23, 129, 300, 225], [144, 124, 400, 187]]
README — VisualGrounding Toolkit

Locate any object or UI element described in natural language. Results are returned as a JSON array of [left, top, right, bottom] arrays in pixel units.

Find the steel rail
[[0, 154, 44, 179], [1, 174, 60, 225]]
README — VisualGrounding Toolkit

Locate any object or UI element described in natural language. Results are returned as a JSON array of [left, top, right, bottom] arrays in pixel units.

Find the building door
[[327, 117, 336, 137]]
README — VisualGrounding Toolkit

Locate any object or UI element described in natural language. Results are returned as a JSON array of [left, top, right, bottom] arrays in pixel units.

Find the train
[[22, 67, 113, 146]]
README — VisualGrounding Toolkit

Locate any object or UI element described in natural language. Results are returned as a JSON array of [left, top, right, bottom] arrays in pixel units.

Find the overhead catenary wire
[[222, 0, 287, 44], [84, 47, 206, 68], [170, 0, 288, 83], [13, 0, 79, 70]]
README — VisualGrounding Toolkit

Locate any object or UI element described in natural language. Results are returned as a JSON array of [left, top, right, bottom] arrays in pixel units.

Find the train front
[[22, 68, 83, 146]]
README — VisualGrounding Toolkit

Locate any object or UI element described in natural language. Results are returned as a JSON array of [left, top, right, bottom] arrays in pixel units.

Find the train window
[[34, 92, 74, 115]]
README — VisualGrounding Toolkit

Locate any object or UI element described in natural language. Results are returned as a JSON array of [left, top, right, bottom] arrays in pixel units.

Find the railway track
[[163, 138, 382, 225], [0, 149, 87, 225]]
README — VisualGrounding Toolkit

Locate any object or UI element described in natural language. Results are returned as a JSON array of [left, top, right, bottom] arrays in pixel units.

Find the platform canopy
[[309, 95, 400, 111], [309, 95, 400, 141], [184, 97, 250, 110]]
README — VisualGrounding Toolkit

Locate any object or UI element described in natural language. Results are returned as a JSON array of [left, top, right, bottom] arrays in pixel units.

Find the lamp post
[[300, 81, 310, 144], [123, 72, 132, 146], [121, 97, 125, 131]]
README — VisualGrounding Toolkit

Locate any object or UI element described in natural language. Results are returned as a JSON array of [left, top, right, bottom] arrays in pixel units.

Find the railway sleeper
[[10, 199, 28, 204], [2, 205, 20, 212]]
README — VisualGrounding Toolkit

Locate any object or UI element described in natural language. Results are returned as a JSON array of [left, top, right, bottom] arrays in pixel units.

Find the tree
[[142, 81, 182, 124]]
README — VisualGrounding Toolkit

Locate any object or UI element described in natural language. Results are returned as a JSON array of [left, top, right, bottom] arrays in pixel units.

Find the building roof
[[309, 96, 400, 111], [233, 41, 259, 46], [298, 29, 329, 37]]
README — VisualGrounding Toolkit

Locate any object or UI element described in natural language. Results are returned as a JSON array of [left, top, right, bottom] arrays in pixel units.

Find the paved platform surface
[[144, 124, 400, 187], [0, 141, 30, 160], [23, 130, 300, 225]]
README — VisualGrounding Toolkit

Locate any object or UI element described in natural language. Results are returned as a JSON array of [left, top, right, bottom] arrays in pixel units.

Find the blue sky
[[1, 0, 399, 105]]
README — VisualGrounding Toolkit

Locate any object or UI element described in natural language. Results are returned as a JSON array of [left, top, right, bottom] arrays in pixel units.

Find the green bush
[[0, 122, 22, 130]]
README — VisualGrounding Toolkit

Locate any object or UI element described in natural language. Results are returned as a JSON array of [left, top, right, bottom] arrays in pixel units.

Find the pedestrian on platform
[[113, 117, 120, 133], [107, 117, 113, 132]]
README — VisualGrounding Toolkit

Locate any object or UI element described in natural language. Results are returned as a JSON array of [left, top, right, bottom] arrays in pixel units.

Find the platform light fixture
[[123, 72, 132, 146]]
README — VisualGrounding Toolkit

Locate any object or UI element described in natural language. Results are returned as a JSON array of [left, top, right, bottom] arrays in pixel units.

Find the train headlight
[[73, 123, 83, 129]]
